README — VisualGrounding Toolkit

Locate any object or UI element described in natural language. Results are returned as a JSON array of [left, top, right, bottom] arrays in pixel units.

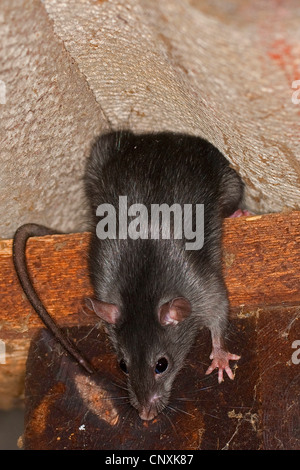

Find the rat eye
[[155, 357, 168, 374], [119, 359, 128, 374]]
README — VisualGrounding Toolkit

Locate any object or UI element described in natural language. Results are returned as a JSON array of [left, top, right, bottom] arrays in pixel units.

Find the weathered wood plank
[[22, 304, 300, 450], [0, 211, 299, 408]]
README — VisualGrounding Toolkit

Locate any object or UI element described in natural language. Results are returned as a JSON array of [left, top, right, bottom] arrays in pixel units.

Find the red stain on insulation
[[268, 38, 300, 83]]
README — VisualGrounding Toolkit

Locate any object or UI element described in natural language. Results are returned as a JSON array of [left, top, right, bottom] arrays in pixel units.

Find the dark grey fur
[[84, 130, 243, 417]]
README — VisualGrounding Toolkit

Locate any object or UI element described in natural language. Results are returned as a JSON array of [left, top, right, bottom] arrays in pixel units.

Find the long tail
[[13, 223, 94, 374]]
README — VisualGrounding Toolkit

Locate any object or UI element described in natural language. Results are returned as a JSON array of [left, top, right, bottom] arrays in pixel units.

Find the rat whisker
[[101, 395, 129, 401], [173, 397, 197, 402], [162, 408, 179, 437], [197, 384, 216, 391], [111, 380, 129, 392], [175, 383, 216, 400], [167, 404, 195, 418], [112, 374, 128, 385], [216, 404, 253, 410], [204, 411, 221, 420], [118, 403, 136, 431], [76, 323, 100, 344]]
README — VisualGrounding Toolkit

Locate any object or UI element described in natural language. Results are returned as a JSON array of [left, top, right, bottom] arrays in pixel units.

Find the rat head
[[86, 296, 193, 421]]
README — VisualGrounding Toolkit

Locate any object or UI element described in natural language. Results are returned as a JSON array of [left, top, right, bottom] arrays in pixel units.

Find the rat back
[[84, 130, 243, 310]]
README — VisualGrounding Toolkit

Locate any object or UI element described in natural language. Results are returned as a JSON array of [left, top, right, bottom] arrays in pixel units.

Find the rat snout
[[139, 407, 156, 421], [138, 393, 161, 421]]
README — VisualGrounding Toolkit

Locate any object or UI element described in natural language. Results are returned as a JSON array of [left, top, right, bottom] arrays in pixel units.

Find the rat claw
[[218, 368, 224, 383], [229, 354, 241, 361], [225, 366, 234, 380], [205, 364, 215, 375]]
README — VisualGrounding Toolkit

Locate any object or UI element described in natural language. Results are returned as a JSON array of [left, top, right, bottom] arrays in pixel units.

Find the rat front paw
[[205, 349, 240, 383]]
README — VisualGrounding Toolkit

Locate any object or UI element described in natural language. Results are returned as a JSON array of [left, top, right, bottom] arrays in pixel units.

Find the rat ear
[[158, 297, 192, 326], [84, 297, 120, 324]]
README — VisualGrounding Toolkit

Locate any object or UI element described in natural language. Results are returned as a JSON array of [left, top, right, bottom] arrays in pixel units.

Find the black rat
[[13, 130, 243, 422], [84, 130, 242, 420]]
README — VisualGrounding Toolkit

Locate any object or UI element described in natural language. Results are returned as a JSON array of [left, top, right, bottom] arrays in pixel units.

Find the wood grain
[[0, 211, 299, 408], [23, 304, 300, 450]]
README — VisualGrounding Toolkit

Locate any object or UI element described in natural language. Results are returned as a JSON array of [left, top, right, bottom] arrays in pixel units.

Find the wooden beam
[[0, 211, 299, 408]]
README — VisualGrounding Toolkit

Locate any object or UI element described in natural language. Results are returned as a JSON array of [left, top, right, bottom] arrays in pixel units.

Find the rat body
[[84, 130, 242, 421]]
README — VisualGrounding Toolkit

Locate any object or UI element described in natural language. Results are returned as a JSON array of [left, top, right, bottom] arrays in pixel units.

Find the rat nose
[[139, 394, 160, 421], [139, 407, 157, 421]]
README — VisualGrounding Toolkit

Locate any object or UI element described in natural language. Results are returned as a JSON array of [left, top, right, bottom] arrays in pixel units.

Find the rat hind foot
[[205, 349, 240, 384], [229, 209, 253, 218]]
